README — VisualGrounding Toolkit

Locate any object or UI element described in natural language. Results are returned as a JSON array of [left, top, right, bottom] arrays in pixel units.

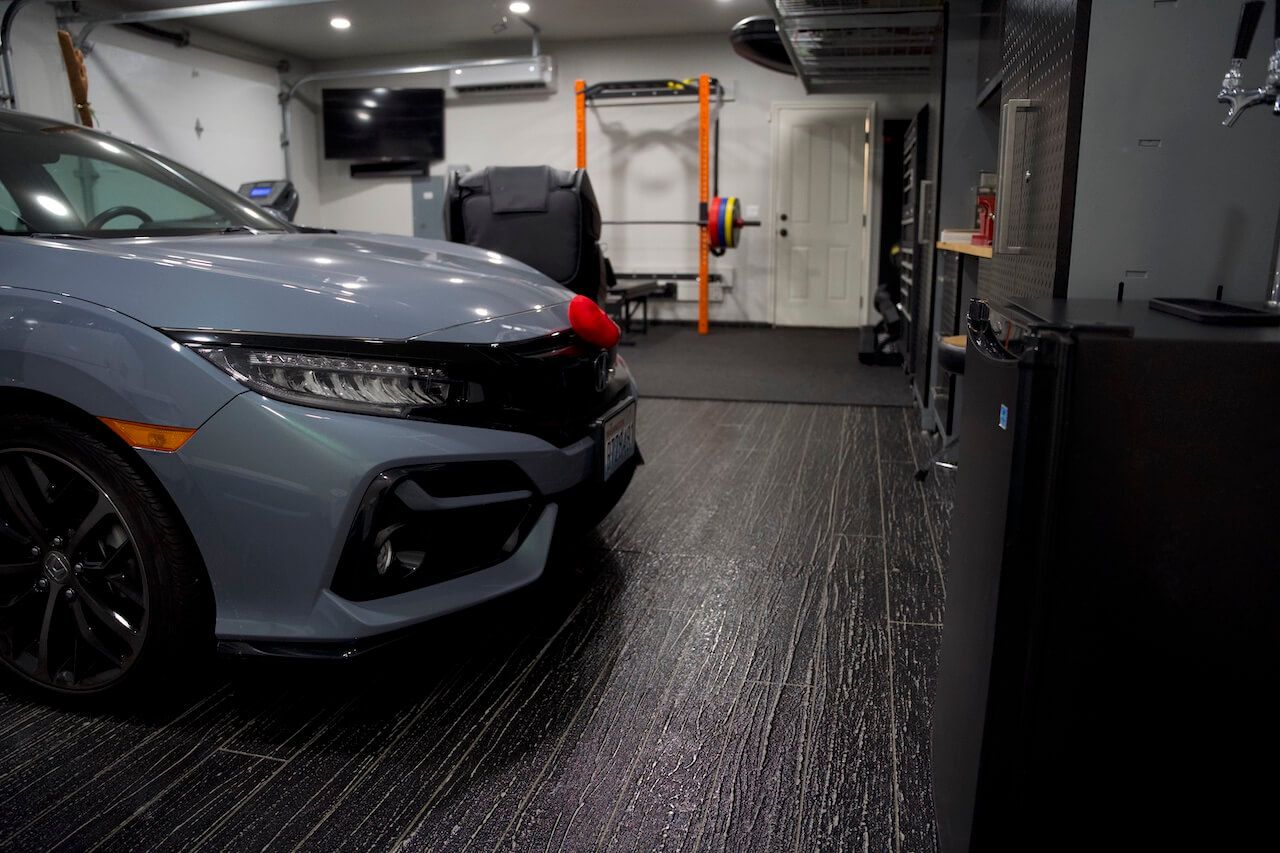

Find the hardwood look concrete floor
[[0, 399, 954, 853]]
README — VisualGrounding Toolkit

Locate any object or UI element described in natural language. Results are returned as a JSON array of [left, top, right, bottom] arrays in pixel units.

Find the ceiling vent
[[768, 1, 944, 93], [448, 56, 555, 94]]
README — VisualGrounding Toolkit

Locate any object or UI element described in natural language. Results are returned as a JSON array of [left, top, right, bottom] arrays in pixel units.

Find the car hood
[[0, 232, 574, 342]]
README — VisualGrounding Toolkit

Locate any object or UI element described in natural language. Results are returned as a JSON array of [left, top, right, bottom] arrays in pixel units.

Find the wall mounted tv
[[322, 87, 444, 162]]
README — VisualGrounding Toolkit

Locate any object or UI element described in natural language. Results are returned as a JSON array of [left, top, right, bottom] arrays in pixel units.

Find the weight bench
[[606, 280, 661, 334], [603, 260, 661, 334]]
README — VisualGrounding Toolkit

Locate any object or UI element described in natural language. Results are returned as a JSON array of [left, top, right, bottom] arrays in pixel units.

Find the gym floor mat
[[621, 324, 913, 406]]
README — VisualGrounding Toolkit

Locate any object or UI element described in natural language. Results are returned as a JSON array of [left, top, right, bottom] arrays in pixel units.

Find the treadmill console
[[236, 180, 299, 221]]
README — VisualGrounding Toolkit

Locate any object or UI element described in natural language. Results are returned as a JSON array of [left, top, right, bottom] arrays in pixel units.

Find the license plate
[[601, 402, 637, 482]]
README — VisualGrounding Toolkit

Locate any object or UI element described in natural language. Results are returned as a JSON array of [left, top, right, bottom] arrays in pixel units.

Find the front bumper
[[142, 376, 637, 645]]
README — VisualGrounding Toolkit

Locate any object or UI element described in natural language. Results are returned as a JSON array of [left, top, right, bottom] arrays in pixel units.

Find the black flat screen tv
[[322, 88, 444, 161]]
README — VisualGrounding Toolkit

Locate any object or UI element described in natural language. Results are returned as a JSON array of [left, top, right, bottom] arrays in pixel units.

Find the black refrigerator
[[932, 299, 1280, 851]]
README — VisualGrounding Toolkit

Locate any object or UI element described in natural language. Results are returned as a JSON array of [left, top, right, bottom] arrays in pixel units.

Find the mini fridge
[[931, 299, 1280, 851]]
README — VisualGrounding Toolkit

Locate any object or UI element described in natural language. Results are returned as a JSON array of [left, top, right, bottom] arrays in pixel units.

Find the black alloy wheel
[[0, 412, 211, 700], [0, 448, 148, 690]]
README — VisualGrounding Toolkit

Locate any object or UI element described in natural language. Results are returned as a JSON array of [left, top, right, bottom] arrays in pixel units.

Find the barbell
[[601, 196, 761, 254]]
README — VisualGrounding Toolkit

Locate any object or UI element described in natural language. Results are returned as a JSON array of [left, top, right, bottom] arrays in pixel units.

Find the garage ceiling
[[75, 0, 774, 60]]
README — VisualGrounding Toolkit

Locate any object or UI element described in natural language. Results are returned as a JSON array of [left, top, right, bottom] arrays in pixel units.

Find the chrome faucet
[[1219, 2, 1280, 308], [1219, 58, 1270, 127], [1218, 2, 1276, 126]]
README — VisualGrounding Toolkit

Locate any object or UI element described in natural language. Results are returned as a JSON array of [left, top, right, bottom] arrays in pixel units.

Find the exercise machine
[[573, 76, 760, 334], [237, 180, 300, 222]]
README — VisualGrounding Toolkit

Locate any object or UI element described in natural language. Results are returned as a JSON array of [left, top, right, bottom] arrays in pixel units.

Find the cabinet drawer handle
[[994, 98, 1039, 256]]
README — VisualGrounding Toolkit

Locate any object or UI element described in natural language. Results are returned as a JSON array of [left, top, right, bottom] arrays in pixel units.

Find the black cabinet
[[932, 299, 1280, 851], [901, 105, 930, 401]]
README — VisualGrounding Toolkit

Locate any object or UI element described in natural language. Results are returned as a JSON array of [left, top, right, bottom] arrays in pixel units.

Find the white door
[[772, 104, 871, 328]]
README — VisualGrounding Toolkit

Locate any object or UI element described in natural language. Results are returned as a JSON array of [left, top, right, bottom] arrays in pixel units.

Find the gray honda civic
[[0, 111, 639, 699]]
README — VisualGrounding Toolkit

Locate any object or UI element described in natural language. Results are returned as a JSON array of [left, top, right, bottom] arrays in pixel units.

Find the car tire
[[0, 411, 212, 702]]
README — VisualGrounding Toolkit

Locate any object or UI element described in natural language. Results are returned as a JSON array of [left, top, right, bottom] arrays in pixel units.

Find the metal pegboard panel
[[980, 0, 1089, 303]]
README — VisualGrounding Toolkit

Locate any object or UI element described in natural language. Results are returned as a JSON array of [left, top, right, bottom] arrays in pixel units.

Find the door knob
[[779, 228, 788, 237], [780, 213, 788, 222]]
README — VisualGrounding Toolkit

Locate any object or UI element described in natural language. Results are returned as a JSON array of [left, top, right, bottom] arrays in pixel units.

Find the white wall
[[2, 1, 320, 222], [298, 34, 935, 324]]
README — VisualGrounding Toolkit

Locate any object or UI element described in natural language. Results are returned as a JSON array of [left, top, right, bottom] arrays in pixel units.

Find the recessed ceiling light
[[508, 2, 531, 14], [330, 16, 351, 30]]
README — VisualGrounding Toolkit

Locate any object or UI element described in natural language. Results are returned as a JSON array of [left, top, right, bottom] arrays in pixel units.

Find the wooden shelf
[[936, 241, 993, 259]]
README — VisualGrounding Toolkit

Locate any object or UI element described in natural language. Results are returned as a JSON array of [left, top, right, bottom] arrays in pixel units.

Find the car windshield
[[0, 121, 291, 238]]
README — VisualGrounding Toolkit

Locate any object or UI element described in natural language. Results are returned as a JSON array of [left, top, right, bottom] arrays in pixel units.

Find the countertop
[[936, 241, 993, 259], [1010, 298, 1280, 343]]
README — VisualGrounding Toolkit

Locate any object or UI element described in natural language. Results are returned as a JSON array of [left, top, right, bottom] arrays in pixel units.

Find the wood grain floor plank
[[75, 748, 279, 853], [322, 615, 646, 850], [188, 579, 614, 852], [396, 606, 701, 852], [0, 688, 247, 849], [411, 539, 887, 853], [0, 689, 197, 788], [0, 716, 148, 836], [795, 534, 896, 852], [331, 548, 837, 852], [883, 462, 946, 626], [878, 407, 917, 464], [891, 623, 943, 853], [218, 690, 344, 761], [186, 694, 443, 853], [924, 497, 953, 578], [0, 696, 55, 742], [481, 547, 867, 852], [601, 403, 881, 566]]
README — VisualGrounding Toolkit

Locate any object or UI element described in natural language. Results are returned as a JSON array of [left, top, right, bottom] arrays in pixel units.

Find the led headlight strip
[[164, 326, 592, 422], [194, 347, 452, 417]]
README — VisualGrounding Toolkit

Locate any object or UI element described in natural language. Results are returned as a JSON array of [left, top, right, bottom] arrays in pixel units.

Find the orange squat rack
[[575, 75, 717, 335]]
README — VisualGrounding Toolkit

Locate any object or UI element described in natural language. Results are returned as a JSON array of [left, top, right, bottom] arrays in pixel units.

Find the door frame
[[768, 99, 878, 327]]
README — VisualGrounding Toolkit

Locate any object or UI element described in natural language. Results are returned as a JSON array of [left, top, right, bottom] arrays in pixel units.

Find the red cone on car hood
[[568, 294, 620, 349]]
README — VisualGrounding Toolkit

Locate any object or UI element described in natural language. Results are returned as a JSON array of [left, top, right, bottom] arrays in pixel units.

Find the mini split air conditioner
[[448, 56, 555, 94]]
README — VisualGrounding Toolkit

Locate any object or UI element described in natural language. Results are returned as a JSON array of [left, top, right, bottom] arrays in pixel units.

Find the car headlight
[[194, 347, 454, 417]]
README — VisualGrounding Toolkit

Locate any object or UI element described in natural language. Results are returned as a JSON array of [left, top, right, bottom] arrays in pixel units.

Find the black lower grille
[[331, 462, 541, 601]]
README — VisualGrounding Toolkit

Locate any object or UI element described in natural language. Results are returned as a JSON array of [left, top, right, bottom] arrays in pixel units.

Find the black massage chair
[[443, 165, 607, 304]]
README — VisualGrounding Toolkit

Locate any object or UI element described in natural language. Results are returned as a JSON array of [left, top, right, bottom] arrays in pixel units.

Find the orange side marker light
[[99, 417, 197, 452]]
